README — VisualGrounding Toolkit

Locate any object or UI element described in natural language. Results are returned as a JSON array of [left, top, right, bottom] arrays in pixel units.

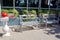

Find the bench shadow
[[45, 25, 60, 34], [55, 35, 60, 39], [0, 33, 4, 37], [44, 25, 60, 39]]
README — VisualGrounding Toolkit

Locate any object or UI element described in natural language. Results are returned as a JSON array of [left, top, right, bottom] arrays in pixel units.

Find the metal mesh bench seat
[[21, 21, 39, 29]]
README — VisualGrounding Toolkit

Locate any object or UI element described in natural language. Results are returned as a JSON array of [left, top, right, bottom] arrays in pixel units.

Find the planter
[[42, 14, 49, 19], [8, 13, 15, 18]]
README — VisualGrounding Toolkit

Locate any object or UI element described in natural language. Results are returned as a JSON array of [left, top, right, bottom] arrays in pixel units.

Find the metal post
[[19, 15, 23, 32], [13, 0, 15, 9], [38, 0, 41, 27], [0, 0, 1, 18], [45, 0, 50, 29], [27, 0, 28, 21], [45, 18, 48, 29]]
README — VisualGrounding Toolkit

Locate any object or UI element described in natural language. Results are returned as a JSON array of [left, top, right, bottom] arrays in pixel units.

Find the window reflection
[[58, 3, 60, 8], [58, 0, 60, 8], [1, 0, 60, 9], [2, 0, 13, 7], [15, 0, 27, 7], [41, 0, 48, 8], [28, 0, 39, 7], [41, 0, 57, 8], [50, 0, 57, 8]]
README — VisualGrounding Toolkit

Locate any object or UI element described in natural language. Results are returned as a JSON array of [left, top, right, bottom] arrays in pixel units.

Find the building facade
[[0, 0, 60, 25], [1, 0, 60, 15]]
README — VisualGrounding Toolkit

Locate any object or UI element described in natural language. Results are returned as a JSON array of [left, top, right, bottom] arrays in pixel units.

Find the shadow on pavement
[[44, 25, 60, 39], [45, 26, 60, 34], [0, 33, 4, 37], [55, 35, 60, 39]]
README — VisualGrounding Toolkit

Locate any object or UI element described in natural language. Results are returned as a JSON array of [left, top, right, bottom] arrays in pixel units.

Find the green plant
[[38, 10, 43, 14], [12, 9, 19, 17], [38, 10, 48, 14], [8, 9, 13, 13], [31, 10, 36, 15], [1, 9, 9, 13], [43, 10, 55, 14], [58, 10, 60, 14], [22, 10, 28, 15], [50, 10, 55, 14], [46, 10, 50, 14], [55, 10, 60, 14], [1, 9, 19, 17]]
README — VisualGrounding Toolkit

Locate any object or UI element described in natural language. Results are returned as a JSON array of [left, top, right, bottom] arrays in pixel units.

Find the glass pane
[[58, 3, 60, 8], [28, 0, 39, 7], [15, 0, 27, 7], [50, 0, 57, 8], [58, 0, 60, 8], [41, 0, 49, 8], [15, 8, 27, 15], [41, 0, 57, 8], [2, 0, 13, 7]]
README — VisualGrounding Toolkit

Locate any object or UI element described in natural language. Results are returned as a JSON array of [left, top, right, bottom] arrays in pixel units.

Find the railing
[[20, 15, 37, 22], [0, 15, 38, 26], [0, 18, 20, 26]]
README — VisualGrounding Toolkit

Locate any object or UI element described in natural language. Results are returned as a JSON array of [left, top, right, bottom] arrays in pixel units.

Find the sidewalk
[[0, 26, 60, 40]]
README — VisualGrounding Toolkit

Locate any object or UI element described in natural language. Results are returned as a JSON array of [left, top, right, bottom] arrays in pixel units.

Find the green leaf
[[31, 10, 36, 15], [22, 10, 28, 15], [1, 9, 9, 13]]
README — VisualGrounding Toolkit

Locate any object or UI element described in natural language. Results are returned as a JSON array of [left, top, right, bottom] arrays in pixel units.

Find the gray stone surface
[[0, 26, 60, 40]]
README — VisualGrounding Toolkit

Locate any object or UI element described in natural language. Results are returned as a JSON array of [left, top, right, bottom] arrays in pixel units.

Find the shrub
[[38, 10, 43, 14], [38, 10, 48, 14], [1, 9, 19, 17], [1, 9, 9, 13], [12, 9, 19, 17], [22, 10, 28, 15], [31, 10, 36, 15]]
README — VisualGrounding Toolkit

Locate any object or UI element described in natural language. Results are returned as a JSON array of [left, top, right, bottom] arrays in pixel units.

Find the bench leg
[[32, 25, 39, 30]]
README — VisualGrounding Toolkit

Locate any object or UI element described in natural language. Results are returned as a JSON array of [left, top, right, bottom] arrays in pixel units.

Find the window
[[2, 0, 13, 7], [15, 0, 27, 7], [58, 0, 60, 8], [41, 0, 49, 8], [41, 0, 57, 8], [58, 3, 60, 8], [50, 0, 57, 8], [28, 0, 39, 7]]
